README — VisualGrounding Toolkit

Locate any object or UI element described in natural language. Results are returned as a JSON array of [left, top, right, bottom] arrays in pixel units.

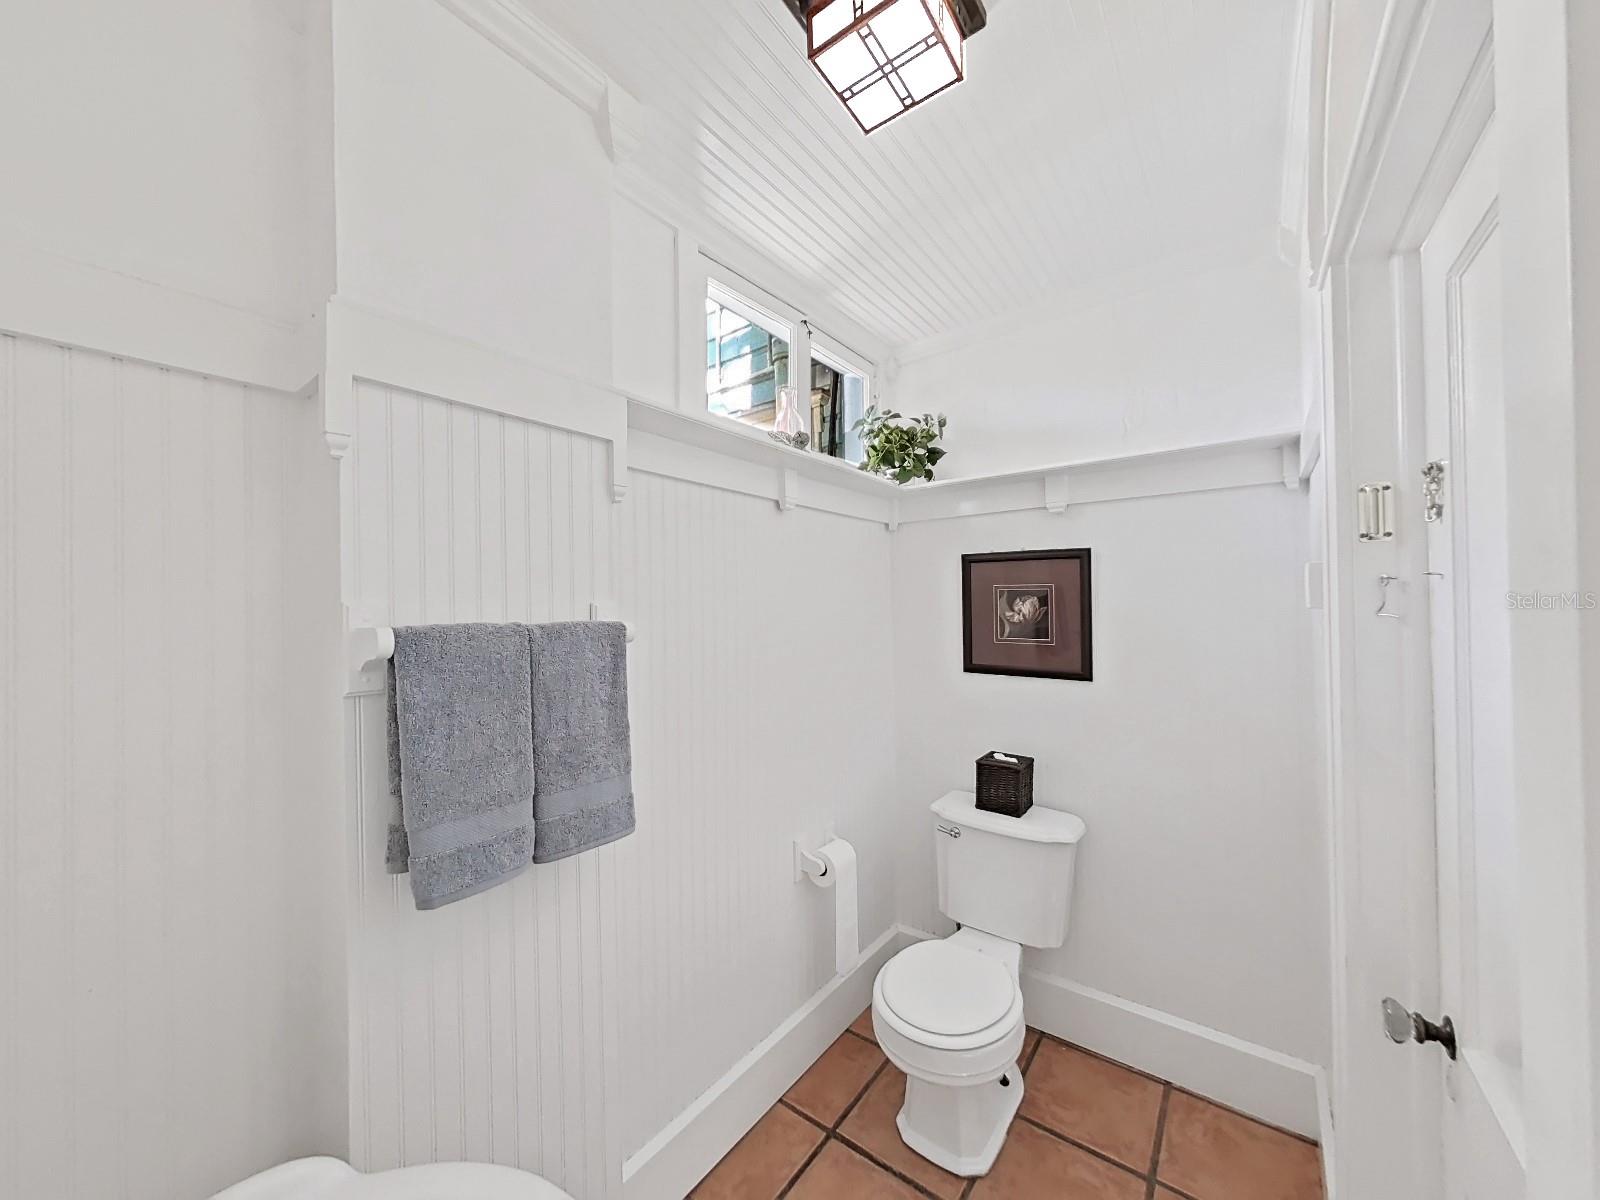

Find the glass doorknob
[[1382, 997, 1458, 1060]]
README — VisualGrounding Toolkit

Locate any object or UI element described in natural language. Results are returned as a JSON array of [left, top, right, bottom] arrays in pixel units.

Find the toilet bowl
[[871, 928, 1027, 1176], [872, 791, 1086, 1178]]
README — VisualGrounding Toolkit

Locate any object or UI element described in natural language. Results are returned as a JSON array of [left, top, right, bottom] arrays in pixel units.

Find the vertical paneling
[[529, 0, 1302, 347], [345, 381, 899, 1194], [0, 334, 344, 1200]]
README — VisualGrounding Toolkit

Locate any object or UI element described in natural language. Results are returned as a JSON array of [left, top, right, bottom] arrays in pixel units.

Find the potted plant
[[854, 406, 949, 484]]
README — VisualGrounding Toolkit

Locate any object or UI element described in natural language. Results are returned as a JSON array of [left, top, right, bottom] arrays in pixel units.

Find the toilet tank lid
[[932, 791, 1087, 844]]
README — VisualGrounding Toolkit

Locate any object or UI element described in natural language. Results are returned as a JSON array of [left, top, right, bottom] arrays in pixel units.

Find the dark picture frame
[[961, 549, 1093, 681]]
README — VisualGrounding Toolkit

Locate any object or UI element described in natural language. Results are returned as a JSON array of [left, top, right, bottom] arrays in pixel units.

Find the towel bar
[[347, 618, 635, 695]]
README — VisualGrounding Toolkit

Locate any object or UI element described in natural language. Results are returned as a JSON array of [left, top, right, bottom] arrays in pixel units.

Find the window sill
[[627, 400, 898, 499]]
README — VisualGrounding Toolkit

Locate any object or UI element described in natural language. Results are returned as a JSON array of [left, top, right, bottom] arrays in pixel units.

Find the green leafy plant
[[853, 406, 949, 484]]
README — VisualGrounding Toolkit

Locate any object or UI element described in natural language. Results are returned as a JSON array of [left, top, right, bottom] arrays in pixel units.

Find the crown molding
[[434, 0, 604, 111], [599, 82, 646, 165], [433, 0, 641, 163], [1276, 0, 1319, 267]]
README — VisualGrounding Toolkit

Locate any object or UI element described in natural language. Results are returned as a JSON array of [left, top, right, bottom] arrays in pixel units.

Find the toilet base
[[894, 1061, 1024, 1178]]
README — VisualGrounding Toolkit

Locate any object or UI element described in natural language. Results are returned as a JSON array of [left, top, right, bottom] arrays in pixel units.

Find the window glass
[[703, 283, 872, 465], [811, 346, 870, 464], [706, 294, 790, 426]]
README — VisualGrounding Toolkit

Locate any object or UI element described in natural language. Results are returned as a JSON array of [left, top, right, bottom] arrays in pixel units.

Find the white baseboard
[[617, 929, 1335, 1199], [620, 926, 908, 1200], [1020, 967, 1327, 1141]]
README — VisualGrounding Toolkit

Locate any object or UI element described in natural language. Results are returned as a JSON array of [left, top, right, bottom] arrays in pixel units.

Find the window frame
[[700, 265, 878, 466]]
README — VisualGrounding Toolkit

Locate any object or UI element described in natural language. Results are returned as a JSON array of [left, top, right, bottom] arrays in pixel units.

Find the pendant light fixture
[[797, 0, 988, 134]]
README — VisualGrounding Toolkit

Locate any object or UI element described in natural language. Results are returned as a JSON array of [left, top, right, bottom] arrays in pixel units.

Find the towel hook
[[1376, 574, 1402, 619]]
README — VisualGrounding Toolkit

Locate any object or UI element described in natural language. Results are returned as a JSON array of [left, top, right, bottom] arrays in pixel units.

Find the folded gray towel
[[385, 624, 536, 909], [527, 621, 635, 863]]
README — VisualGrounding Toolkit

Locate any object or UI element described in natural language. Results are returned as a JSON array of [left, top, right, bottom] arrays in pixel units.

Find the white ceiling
[[524, 0, 1303, 352]]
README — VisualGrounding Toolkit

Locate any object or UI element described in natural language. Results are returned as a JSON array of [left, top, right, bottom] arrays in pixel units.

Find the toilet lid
[[879, 941, 1016, 1037]]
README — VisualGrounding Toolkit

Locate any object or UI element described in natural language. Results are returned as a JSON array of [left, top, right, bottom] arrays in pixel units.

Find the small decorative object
[[854, 406, 948, 484], [962, 549, 1093, 681], [975, 751, 1034, 817], [768, 385, 812, 449]]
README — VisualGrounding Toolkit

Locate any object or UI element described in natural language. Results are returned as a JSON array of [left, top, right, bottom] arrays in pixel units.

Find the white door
[[1414, 124, 1525, 1198]]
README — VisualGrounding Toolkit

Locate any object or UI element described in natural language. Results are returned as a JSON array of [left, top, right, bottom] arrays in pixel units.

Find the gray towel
[[385, 624, 536, 909], [527, 621, 635, 863]]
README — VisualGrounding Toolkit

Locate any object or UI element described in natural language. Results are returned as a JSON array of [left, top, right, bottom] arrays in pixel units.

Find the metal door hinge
[[1422, 461, 1446, 523]]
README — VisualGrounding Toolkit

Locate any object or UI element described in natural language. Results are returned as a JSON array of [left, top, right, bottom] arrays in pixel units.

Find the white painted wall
[[0, 334, 345, 1200], [331, 0, 613, 379], [891, 485, 1330, 1084], [611, 196, 680, 408], [342, 381, 898, 1196], [889, 251, 1304, 478], [0, 0, 326, 327]]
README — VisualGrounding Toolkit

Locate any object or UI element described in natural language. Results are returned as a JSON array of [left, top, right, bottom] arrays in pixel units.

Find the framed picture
[[962, 549, 1093, 681]]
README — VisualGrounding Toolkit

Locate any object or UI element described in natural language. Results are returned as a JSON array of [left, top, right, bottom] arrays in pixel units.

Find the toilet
[[871, 790, 1086, 1177]]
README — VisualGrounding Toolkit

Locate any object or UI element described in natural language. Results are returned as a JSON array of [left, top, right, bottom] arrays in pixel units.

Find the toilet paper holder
[[798, 845, 834, 887]]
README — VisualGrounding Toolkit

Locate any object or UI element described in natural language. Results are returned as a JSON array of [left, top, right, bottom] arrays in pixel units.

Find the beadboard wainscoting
[[0, 333, 344, 1200], [342, 380, 898, 1197]]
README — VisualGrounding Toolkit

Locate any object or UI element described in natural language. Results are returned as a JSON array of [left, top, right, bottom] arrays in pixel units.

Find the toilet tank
[[932, 791, 1086, 948]]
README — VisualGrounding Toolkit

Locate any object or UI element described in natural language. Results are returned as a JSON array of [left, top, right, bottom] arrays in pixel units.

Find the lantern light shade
[[807, 0, 966, 134]]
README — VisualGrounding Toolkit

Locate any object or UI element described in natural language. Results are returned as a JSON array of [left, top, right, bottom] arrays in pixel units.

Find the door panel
[[1420, 123, 1525, 1199]]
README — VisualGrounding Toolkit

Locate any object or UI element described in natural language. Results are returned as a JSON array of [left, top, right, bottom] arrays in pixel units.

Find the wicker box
[[975, 752, 1034, 818]]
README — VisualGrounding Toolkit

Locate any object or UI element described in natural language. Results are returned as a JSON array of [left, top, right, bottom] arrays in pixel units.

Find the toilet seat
[[878, 940, 1016, 1041], [871, 938, 1026, 1091]]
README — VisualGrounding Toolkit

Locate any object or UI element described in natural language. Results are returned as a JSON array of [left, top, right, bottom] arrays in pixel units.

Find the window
[[704, 277, 874, 466], [706, 285, 791, 425], [809, 343, 871, 464]]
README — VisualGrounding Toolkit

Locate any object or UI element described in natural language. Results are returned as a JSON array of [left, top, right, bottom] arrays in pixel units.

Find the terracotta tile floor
[[692, 1012, 1325, 1200]]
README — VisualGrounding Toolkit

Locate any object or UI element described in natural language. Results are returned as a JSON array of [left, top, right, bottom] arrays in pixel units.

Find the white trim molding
[[626, 400, 898, 526], [624, 406, 1301, 530], [0, 223, 320, 395], [893, 433, 1301, 525], [620, 926, 907, 1200], [321, 297, 630, 499], [892, 927, 1332, 1179], [1312, 0, 1494, 281], [1277, 0, 1318, 266], [1020, 967, 1327, 1141], [433, 0, 604, 122], [432, 0, 644, 165]]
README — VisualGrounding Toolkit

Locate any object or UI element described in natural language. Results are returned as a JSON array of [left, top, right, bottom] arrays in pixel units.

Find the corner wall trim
[[1019, 967, 1326, 1140], [620, 926, 907, 1200]]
